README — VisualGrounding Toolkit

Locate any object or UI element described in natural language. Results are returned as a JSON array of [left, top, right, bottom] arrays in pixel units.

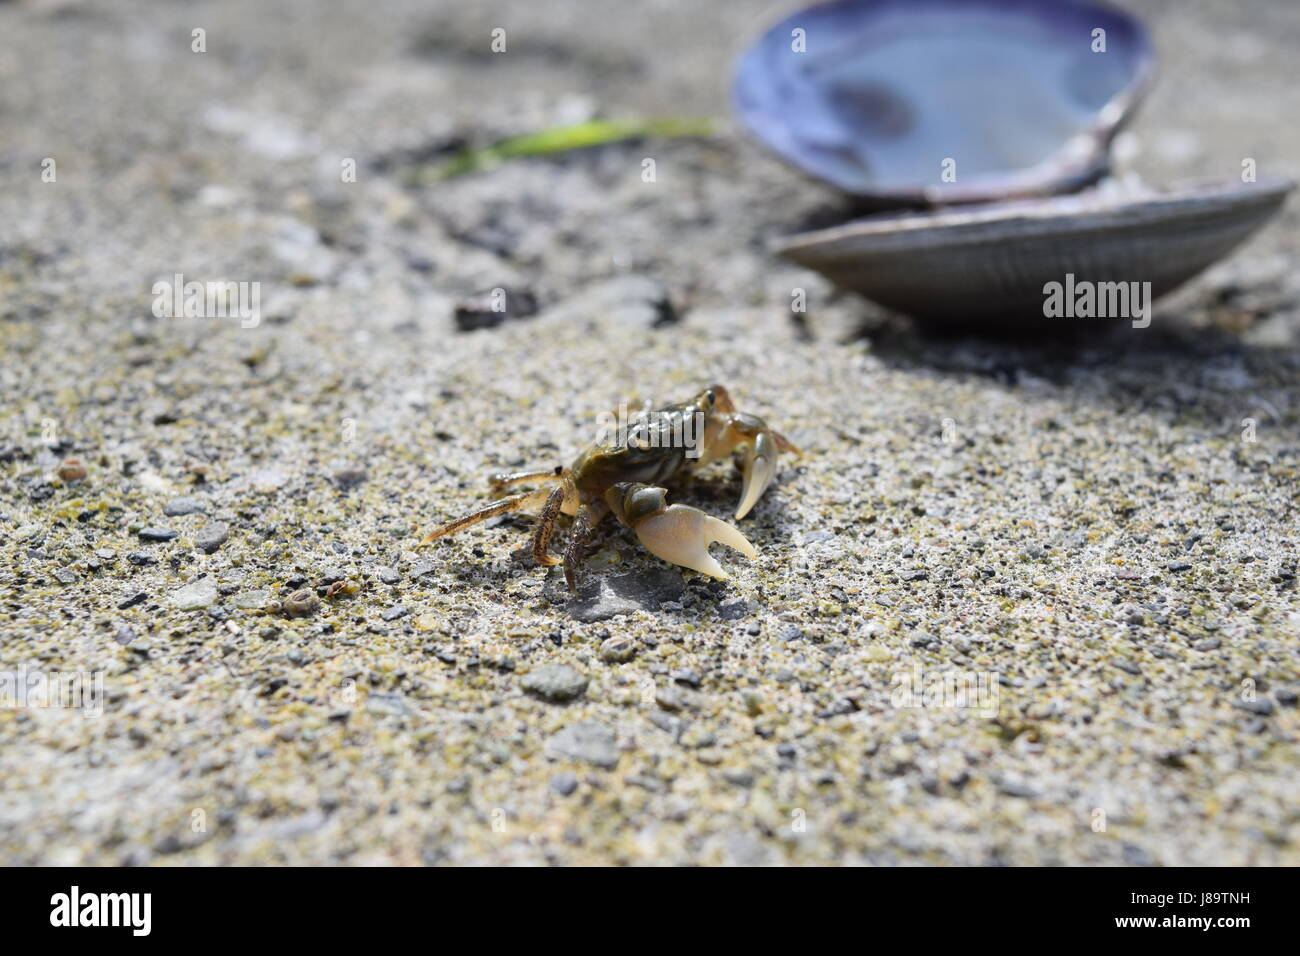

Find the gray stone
[[521, 663, 588, 702], [655, 685, 687, 712], [1233, 697, 1274, 716], [671, 668, 702, 688], [566, 567, 685, 622], [232, 590, 272, 611], [169, 579, 218, 610], [164, 496, 206, 517], [366, 692, 411, 717], [717, 597, 749, 620], [543, 276, 673, 330], [194, 523, 229, 553], [723, 831, 775, 866], [801, 531, 836, 546], [647, 711, 684, 738], [546, 720, 620, 769], [549, 772, 579, 796], [723, 768, 755, 788], [117, 591, 147, 610], [453, 287, 540, 331], [332, 465, 369, 490], [996, 778, 1040, 799]]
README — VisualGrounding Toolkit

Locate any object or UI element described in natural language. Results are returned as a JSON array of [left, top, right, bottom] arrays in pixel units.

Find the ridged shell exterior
[[776, 178, 1293, 327]]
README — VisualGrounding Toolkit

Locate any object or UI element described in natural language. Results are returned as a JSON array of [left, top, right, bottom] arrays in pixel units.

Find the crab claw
[[634, 504, 757, 579], [736, 430, 778, 520]]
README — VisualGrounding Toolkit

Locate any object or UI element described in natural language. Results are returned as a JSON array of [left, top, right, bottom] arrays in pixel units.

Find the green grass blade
[[433, 117, 718, 179]]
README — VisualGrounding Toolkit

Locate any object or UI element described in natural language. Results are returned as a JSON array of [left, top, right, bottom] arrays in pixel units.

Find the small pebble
[[655, 686, 686, 712], [283, 589, 320, 617], [164, 496, 206, 517], [521, 663, 588, 702], [549, 772, 579, 796], [997, 779, 1040, 799], [118, 591, 148, 610], [599, 635, 636, 663], [671, 668, 701, 688], [453, 287, 539, 331], [717, 597, 749, 620], [233, 590, 272, 611], [546, 720, 619, 769], [194, 523, 229, 553], [381, 604, 409, 622], [332, 465, 369, 490], [723, 768, 755, 788], [56, 459, 87, 482], [169, 579, 218, 610], [366, 692, 410, 717], [1233, 698, 1274, 716]]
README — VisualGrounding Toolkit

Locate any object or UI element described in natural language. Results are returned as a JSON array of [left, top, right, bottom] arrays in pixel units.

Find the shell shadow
[[861, 313, 1300, 434]]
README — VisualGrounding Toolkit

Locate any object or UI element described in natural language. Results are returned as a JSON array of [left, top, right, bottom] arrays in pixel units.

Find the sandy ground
[[1, 0, 1298, 865]]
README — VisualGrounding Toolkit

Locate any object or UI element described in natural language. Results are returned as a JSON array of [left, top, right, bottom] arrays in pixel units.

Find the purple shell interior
[[734, 0, 1153, 203]]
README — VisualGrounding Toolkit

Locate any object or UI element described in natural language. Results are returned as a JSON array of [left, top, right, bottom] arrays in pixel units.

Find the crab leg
[[562, 500, 610, 593], [697, 412, 801, 520], [734, 421, 801, 519], [736, 430, 778, 520], [529, 484, 567, 567], [488, 466, 565, 494], [606, 483, 756, 580], [418, 485, 555, 546]]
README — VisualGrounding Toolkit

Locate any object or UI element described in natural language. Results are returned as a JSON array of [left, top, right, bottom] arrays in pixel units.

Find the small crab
[[419, 385, 800, 592]]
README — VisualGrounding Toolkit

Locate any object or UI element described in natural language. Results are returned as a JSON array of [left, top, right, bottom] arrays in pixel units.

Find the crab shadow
[[554, 563, 687, 623], [531, 472, 794, 623]]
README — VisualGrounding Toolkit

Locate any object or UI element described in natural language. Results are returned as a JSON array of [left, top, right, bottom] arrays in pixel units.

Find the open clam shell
[[735, 0, 1153, 204], [776, 177, 1294, 329]]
